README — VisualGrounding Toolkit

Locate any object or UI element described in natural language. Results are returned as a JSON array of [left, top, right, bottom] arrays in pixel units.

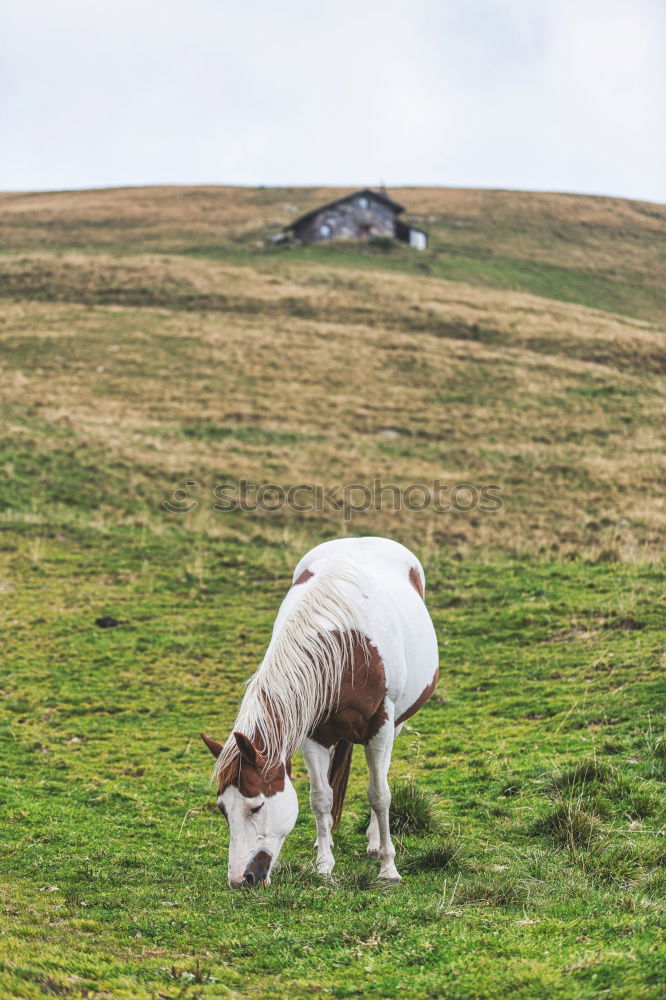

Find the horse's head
[[201, 730, 298, 888]]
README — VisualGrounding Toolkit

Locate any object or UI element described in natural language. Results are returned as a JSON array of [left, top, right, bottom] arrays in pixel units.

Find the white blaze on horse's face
[[219, 778, 298, 888]]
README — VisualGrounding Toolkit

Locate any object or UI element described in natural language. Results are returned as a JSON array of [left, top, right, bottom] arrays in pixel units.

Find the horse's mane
[[214, 558, 368, 780]]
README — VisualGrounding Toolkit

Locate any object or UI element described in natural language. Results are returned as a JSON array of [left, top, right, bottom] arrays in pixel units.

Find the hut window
[[319, 223, 331, 238], [357, 197, 369, 209]]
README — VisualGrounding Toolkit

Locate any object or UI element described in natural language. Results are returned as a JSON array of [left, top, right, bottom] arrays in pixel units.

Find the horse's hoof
[[379, 872, 402, 884], [366, 847, 379, 858]]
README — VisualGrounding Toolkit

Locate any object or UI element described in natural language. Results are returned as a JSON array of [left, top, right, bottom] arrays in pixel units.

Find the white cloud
[[0, 0, 664, 200]]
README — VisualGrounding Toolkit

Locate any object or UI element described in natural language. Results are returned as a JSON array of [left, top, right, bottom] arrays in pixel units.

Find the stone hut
[[285, 189, 428, 249]]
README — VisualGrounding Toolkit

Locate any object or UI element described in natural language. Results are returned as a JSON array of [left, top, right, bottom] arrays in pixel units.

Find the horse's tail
[[330, 739, 354, 831]]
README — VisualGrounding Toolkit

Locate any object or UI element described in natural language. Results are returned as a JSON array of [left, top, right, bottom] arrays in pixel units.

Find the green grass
[[271, 242, 666, 322], [174, 239, 666, 324], [1, 526, 664, 999]]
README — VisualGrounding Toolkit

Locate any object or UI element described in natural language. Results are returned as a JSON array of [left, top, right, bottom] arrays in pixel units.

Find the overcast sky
[[2, 0, 664, 201]]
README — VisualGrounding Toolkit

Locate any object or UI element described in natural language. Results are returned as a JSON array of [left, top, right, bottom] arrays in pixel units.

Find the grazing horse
[[201, 536, 439, 887]]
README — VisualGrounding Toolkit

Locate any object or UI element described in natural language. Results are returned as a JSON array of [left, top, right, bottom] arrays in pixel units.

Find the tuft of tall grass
[[578, 841, 666, 886], [533, 799, 599, 851], [547, 758, 615, 793], [333, 864, 392, 892], [625, 790, 659, 819], [642, 722, 666, 779], [404, 833, 463, 873], [455, 875, 530, 908], [389, 778, 439, 835]]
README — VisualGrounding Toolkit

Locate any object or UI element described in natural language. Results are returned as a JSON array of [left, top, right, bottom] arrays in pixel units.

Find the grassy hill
[[1, 184, 666, 321], [0, 186, 664, 999]]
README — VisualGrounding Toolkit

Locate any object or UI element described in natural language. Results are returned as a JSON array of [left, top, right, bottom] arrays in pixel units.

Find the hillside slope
[[1, 207, 664, 560], [1, 185, 665, 321]]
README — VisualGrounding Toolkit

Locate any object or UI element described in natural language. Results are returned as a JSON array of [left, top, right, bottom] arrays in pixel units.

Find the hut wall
[[293, 195, 397, 243]]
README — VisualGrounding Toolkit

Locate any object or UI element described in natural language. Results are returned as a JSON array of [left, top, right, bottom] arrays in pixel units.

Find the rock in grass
[[95, 615, 120, 628]]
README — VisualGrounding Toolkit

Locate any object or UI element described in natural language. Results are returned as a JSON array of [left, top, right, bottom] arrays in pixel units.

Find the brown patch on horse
[[395, 668, 439, 726], [293, 568, 314, 586], [309, 631, 388, 828], [408, 566, 424, 599], [310, 631, 388, 747], [214, 733, 290, 799], [216, 752, 288, 798], [238, 757, 287, 797]]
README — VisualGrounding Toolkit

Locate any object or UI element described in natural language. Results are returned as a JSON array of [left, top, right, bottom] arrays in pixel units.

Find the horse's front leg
[[364, 704, 401, 882], [301, 737, 335, 876]]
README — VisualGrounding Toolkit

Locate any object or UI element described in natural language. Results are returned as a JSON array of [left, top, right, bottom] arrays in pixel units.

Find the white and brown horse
[[201, 536, 439, 887]]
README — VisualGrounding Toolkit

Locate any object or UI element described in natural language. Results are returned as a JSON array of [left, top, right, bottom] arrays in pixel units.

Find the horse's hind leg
[[367, 722, 402, 857], [364, 704, 401, 883], [301, 738, 335, 876], [366, 811, 379, 857]]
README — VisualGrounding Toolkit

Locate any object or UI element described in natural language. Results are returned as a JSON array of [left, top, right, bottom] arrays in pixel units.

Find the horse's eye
[[250, 803, 264, 814]]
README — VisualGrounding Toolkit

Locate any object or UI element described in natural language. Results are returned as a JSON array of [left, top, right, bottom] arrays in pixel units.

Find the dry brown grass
[[1, 245, 663, 561], [1, 251, 663, 366]]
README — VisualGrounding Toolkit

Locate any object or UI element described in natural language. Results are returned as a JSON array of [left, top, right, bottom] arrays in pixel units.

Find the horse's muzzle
[[241, 849, 272, 888]]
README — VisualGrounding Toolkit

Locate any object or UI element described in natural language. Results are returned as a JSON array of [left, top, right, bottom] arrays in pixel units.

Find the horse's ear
[[200, 732, 224, 759], [233, 731, 264, 767]]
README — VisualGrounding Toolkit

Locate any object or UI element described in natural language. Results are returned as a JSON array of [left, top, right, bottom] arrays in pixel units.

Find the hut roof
[[286, 189, 405, 230]]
